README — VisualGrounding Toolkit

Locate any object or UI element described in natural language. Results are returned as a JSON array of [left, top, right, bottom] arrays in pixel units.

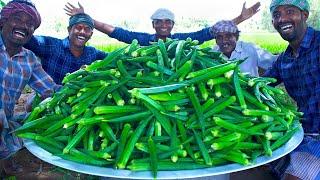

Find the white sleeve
[[212, 45, 220, 51], [253, 43, 278, 70]]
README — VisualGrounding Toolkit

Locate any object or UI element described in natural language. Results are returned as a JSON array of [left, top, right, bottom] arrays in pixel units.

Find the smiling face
[[68, 23, 93, 49], [152, 19, 174, 40], [0, 11, 35, 48], [215, 32, 238, 58], [272, 5, 308, 43]]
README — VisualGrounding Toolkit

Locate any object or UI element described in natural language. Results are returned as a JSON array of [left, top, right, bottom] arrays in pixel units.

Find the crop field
[[90, 32, 288, 55]]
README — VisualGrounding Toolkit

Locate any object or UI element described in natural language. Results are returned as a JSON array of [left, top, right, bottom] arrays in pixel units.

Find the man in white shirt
[[212, 20, 277, 76]]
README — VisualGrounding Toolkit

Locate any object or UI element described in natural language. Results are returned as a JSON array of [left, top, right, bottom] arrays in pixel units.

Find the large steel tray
[[24, 125, 303, 179]]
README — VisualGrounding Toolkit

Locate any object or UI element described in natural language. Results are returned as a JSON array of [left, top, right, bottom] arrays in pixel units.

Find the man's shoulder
[[30, 35, 65, 48], [313, 27, 320, 35], [313, 29, 320, 42], [238, 41, 255, 48], [236, 41, 257, 54], [35, 35, 62, 41], [84, 45, 106, 54], [113, 27, 152, 36], [21, 48, 40, 62]]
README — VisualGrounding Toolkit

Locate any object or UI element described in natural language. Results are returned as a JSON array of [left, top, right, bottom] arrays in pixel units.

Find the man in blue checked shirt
[[264, 0, 320, 179], [64, 2, 261, 46], [24, 11, 108, 85], [0, 0, 60, 174]]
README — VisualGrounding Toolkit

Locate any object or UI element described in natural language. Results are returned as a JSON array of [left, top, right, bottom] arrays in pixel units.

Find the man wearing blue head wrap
[[263, 0, 320, 179], [65, 2, 261, 46], [24, 12, 107, 85], [69, 13, 94, 29]]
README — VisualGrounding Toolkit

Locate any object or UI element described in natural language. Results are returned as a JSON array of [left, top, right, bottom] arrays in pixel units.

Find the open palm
[[64, 2, 85, 16]]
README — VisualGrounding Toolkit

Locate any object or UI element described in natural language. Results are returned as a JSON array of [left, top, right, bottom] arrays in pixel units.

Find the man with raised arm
[[24, 12, 108, 84], [65, 2, 261, 46]]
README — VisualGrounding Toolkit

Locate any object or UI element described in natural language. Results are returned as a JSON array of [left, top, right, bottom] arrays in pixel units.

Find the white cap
[[150, 8, 175, 22]]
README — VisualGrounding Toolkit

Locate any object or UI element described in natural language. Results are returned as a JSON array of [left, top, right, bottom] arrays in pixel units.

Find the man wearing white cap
[[212, 20, 277, 76], [65, 2, 260, 46]]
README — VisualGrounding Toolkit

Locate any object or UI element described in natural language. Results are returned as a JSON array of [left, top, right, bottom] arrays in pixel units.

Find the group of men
[[0, 0, 319, 179]]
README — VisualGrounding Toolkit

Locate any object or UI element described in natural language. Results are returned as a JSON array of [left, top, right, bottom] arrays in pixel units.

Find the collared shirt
[[109, 27, 214, 46], [264, 27, 320, 133], [0, 35, 58, 128], [24, 36, 108, 84], [213, 41, 277, 76]]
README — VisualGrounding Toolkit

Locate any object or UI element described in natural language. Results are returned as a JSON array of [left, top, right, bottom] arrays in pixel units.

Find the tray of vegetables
[[17, 38, 304, 179]]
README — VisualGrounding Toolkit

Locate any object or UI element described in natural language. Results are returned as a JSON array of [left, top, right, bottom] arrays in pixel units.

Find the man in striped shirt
[[0, 0, 59, 174], [265, 0, 320, 179]]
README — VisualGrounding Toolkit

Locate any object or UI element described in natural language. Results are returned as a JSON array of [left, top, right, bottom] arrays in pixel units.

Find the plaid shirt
[[25, 36, 108, 84], [264, 27, 320, 133], [0, 35, 58, 128], [110, 27, 214, 46]]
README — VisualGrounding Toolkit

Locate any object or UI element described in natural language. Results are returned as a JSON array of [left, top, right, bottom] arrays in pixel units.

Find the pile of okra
[[16, 38, 302, 177]]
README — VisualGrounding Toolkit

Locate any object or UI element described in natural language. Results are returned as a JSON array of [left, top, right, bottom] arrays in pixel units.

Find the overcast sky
[[33, 0, 267, 20], [34, 1, 270, 26]]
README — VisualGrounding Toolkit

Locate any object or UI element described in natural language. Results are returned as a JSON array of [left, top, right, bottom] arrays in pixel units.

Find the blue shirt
[[0, 35, 58, 127], [110, 27, 214, 46], [264, 27, 320, 133], [24, 36, 108, 84]]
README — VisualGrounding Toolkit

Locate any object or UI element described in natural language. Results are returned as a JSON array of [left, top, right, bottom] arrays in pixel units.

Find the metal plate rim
[[24, 125, 304, 179]]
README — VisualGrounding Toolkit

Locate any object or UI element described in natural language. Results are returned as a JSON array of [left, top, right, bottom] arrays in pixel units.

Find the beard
[[275, 13, 307, 43], [278, 30, 297, 42]]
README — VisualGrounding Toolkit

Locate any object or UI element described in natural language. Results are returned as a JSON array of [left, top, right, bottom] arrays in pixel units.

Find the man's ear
[[302, 11, 309, 21], [152, 21, 155, 29], [67, 26, 71, 33], [236, 33, 240, 41], [0, 18, 6, 29]]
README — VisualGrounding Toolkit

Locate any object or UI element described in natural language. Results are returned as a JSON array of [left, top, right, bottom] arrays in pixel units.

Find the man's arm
[[24, 35, 54, 59], [64, 2, 115, 35], [94, 20, 115, 35], [29, 57, 60, 99], [262, 55, 282, 87], [253, 44, 278, 70], [232, 2, 261, 25]]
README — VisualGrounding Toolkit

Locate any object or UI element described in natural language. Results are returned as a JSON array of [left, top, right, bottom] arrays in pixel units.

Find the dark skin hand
[[233, 2, 261, 25]]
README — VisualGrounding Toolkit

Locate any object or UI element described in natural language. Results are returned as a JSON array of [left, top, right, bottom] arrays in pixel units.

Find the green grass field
[[240, 32, 288, 54], [90, 32, 288, 55]]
